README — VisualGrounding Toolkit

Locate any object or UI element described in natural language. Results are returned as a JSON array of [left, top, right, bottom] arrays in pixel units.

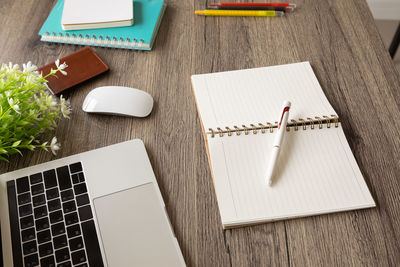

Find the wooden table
[[1, 0, 400, 266]]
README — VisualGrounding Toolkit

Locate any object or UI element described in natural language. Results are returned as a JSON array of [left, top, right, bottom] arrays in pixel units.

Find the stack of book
[[38, 0, 166, 50]]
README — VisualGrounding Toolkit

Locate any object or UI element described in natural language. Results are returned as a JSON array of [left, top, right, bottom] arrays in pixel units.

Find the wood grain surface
[[1, 0, 400, 266]]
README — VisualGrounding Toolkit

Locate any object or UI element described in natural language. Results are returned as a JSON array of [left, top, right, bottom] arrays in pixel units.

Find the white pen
[[266, 100, 291, 186]]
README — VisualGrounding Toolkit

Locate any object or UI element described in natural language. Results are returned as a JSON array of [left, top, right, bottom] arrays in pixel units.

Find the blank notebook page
[[62, 0, 133, 24], [191, 62, 375, 227], [192, 62, 337, 130]]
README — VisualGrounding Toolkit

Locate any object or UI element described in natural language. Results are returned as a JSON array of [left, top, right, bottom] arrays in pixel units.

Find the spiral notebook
[[39, 0, 166, 50], [191, 62, 375, 229]]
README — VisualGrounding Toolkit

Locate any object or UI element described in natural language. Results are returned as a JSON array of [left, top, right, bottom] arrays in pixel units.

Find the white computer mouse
[[82, 86, 153, 117]]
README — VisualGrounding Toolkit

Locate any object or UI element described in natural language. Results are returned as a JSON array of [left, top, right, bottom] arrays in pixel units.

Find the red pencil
[[209, 3, 296, 8]]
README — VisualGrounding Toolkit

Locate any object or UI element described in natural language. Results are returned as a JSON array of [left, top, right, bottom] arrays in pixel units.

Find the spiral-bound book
[[191, 62, 375, 229], [39, 0, 166, 50]]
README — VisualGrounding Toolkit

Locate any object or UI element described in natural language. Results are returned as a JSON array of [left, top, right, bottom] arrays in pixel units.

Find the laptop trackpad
[[93, 183, 182, 267]]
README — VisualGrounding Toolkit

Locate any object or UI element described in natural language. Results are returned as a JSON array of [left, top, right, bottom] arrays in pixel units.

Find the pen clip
[[278, 106, 290, 129]]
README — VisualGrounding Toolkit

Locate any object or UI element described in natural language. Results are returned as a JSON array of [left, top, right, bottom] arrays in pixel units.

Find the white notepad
[[191, 62, 375, 229], [61, 0, 133, 30]]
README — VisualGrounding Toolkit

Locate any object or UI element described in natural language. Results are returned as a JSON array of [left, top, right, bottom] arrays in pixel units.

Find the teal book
[[39, 0, 166, 50]]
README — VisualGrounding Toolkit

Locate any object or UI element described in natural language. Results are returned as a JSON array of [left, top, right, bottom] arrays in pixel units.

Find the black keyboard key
[[78, 173, 85, 183], [23, 240, 37, 255], [19, 203, 33, 217], [69, 236, 84, 251], [39, 242, 53, 257], [82, 220, 104, 267], [63, 200, 76, 214], [76, 194, 90, 207], [36, 217, 50, 231], [71, 249, 86, 265], [32, 194, 45, 207], [20, 215, 34, 229], [21, 227, 35, 242], [40, 255, 56, 267], [16, 176, 29, 194], [67, 224, 81, 238], [31, 183, 44, 196], [7, 180, 23, 266], [50, 210, 63, 224], [18, 192, 31, 205], [37, 229, 51, 244], [71, 173, 79, 184], [43, 169, 57, 189], [48, 199, 61, 212], [56, 166, 72, 190], [58, 261, 72, 267], [51, 222, 65, 236], [53, 234, 68, 250], [46, 188, 59, 200], [61, 189, 74, 202], [74, 183, 87, 195], [34, 205, 47, 219], [65, 212, 79, 225], [30, 173, 43, 185], [76, 264, 88, 267], [55, 247, 70, 263], [24, 253, 39, 267], [69, 162, 82, 173], [78, 205, 93, 221]]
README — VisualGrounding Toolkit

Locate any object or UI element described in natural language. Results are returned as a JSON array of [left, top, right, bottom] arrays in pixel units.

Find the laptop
[[0, 139, 185, 267]]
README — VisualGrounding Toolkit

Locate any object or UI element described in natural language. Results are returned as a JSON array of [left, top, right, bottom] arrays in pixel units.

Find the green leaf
[[11, 148, 22, 156], [12, 140, 21, 147], [0, 148, 7, 154], [0, 155, 9, 162]]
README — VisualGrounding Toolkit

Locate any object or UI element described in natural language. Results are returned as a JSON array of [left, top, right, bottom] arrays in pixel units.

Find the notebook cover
[[39, 0, 164, 47], [38, 47, 109, 94]]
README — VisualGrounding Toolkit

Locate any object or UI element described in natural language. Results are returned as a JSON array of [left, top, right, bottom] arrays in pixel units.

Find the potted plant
[[0, 60, 71, 161]]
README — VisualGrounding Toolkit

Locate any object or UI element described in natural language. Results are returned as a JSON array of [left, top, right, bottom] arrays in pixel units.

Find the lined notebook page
[[191, 62, 375, 227], [207, 125, 375, 227], [191, 62, 337, 130]]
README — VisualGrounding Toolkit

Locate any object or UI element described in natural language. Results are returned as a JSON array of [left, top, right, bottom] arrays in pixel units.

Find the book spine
[[207, 115, 339, 138]]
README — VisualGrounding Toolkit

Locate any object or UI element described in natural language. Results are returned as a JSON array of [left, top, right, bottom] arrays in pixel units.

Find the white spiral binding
[[207, 115, 339, 138], [41, 32, 149, 49]]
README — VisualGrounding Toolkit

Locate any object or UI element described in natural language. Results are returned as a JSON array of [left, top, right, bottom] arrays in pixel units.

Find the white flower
[[50, 99, 57, 107], [24, 74, 40, 86], [8, 62, 18, 70], [23, 61, 37, 73], [7, 97, 20, 114], [55, 59, 68, 75], [59, 95, 71, 118], [50, 137, 61, 155], [13, 104, 20, 114], [8, 97, 14, 106]]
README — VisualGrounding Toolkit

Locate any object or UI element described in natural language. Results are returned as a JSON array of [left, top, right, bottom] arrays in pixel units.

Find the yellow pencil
[[194, 10, 284, 17]]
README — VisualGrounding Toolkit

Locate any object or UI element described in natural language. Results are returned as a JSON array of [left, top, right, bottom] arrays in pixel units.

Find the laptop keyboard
[[6, 162, 104, 267]]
